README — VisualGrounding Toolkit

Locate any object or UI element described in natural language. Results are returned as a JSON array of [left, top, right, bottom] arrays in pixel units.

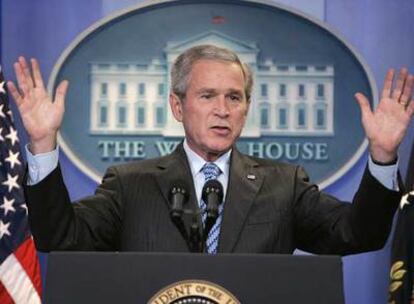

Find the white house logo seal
[[148, 280, 240, 304]]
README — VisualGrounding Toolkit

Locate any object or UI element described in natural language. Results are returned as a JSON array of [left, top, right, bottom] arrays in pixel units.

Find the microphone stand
[[169, 188, 203, 252], [188, 213, 203, 253]]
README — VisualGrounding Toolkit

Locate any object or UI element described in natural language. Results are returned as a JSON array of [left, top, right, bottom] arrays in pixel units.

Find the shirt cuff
[[368, 155, 399, 191], [25, 144, 59, 185]]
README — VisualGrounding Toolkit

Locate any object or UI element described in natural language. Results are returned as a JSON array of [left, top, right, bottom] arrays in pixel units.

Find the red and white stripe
[[0, 238, 42, 304]]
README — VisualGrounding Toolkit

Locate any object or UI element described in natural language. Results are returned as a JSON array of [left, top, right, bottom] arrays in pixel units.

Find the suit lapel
[[154, 144, 200, 233], [219, 149, 263, 253]]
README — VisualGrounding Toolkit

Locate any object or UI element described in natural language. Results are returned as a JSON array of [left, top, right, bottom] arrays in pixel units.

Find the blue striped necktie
[[200, 162, 223, 254]]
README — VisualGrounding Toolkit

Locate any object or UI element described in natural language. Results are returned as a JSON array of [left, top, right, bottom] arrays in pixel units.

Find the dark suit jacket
[[25, 144, 401, 255]]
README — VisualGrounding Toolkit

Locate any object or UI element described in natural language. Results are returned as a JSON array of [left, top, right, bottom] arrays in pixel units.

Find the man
[[6, 45, 414, 254]]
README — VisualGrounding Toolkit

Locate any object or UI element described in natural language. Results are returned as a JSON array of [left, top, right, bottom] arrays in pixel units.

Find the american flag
[[0, 66, 42, 303]]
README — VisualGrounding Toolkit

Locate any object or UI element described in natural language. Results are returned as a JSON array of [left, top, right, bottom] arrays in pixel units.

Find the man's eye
[[201, 94, 212, 99], [229, 95, 241, 101]]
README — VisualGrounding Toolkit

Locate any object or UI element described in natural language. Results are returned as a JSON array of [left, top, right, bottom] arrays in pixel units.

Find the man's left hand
[[355, 68, 414, 164]]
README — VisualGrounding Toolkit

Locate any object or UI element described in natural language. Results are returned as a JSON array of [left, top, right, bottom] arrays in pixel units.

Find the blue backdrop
[[1, 1, 413, 303]]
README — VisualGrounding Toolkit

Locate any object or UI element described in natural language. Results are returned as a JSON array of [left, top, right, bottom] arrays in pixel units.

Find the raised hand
[[7, 57, 68, 154], [355, 68, 414, 163]]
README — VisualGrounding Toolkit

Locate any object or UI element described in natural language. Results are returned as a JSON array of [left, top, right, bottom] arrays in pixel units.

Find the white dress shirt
[[182, 139, 231, 207]]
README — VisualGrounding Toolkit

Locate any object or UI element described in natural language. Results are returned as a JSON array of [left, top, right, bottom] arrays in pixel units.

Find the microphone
[[169, 181, 189, 243], [201, 179, 224, 242], [169, 182, 188, 220]]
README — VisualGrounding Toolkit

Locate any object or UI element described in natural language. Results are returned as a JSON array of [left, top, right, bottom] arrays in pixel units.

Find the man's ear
[[169, 93, 183, 122]]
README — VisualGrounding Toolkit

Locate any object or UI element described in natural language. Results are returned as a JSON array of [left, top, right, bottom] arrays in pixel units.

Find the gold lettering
[[166, 289, 176, 301], [174, 286, 186, 297], [158, 294, 169, 304], [183, 284, 192, 294], [195, 285, 206, 293], [208, 288, 222, 300]]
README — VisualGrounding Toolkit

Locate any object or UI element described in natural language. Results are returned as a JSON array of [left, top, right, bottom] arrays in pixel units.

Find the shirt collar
[[183, 139, 231, 178]]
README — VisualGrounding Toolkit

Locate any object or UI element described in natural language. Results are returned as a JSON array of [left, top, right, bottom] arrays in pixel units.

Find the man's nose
[[214, 95, 230, 117]]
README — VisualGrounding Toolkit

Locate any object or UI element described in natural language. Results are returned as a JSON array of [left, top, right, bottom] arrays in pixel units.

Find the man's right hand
[[7, 57, 68, 154]]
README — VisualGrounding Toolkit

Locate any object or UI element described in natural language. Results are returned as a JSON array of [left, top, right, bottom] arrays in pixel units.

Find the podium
[[45, 252, 344, 303]]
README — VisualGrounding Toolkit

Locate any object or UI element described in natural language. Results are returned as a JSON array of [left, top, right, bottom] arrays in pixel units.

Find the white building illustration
[[89, 31, 334, 137]]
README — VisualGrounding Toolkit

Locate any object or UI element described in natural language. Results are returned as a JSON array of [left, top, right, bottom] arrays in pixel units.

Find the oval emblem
[[50, 0, 376, 188], [148, 280, 240, 304]]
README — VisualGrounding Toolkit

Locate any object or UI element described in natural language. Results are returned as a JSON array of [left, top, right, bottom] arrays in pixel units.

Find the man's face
[[170, 59, 249, 161]]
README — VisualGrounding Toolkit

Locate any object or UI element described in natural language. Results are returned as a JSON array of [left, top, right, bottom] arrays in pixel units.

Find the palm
[[7, 57, 68, 152], [356, 68, 414, 163], [19, 85, 61, 138]]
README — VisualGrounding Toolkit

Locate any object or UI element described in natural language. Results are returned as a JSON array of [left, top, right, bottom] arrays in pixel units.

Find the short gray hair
[[171, 45, 253, 102]]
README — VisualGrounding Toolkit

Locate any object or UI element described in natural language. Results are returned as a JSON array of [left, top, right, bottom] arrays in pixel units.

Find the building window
[[261, 84, 268, 97], [158, 83, 165, 96], [296, 104, 307, 129], [277, 65, 289, 71], [136, 104, 145, 127], [261, 108, 269, 128], [279, 108, 287, 128], [295, 65, 308, 71], [117, 64, 129, 70], [316, 109, 325, 127], [314, 103, 327, 129], [154, 105, 165, 127], [298, 84, 305, 98], [99, 103, 108, 126], [316, 84, 325, 99], [276, 104, 289, 129], [138, 83, 145, 96], [280, 109, 287, 126], [260, 103, 270, 128], [279, 84, 286, 98], [117, 103, 127, 127], [119, 83, 127, 96], [100, 83, 108, 97], [298, 109, 306, 126], [97, 63, 110, 70]]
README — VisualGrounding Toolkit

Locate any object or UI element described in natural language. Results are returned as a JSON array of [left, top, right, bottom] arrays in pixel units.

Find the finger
[[13, 61, 30, 97], [6, 81, 24, 107], [18, 56, 35, 89], [14, 61, 27, 91], [30, 58, 45, 89], [54, 80, 69, 109], [400, 74, 413, 106], [406, 99, 414, 117], [355, 92, 372, 112], [392, 67, 408, 101], [381, 69, 394, 99]]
